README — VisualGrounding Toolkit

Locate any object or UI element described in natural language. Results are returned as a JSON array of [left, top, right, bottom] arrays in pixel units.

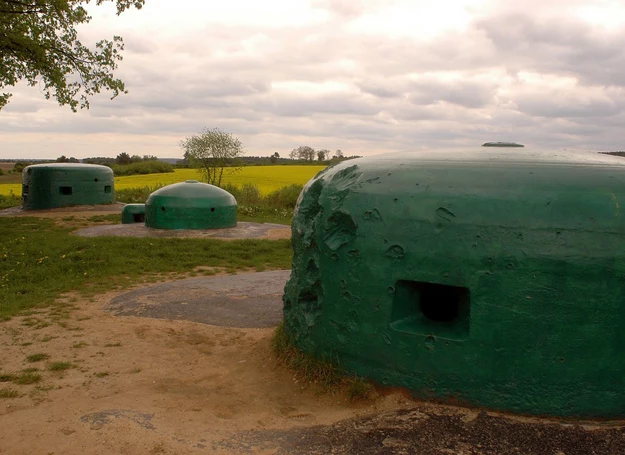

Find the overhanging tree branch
[[0, 0, 144, 111]]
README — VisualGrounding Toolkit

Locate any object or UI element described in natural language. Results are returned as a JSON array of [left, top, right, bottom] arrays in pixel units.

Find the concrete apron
[[72, 221, 290, 240], [105, 270, 289, 328]]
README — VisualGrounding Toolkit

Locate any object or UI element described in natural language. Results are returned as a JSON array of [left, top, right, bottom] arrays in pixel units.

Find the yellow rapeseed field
[[0, 165, 326, 196]]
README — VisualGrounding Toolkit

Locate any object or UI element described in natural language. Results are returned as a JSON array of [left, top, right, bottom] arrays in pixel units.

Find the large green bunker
[[145, 180, 237, 230], [22, 163, 114, 210], [283, 146, 625, 419]]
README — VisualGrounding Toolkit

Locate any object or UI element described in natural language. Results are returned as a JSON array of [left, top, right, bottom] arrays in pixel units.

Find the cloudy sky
[[1, 0, 625, 159]]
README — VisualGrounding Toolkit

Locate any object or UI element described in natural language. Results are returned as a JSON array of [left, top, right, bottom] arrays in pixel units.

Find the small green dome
[[145, 181, 237, 230], [121, 204, 146, 224], [22, 163, 114, 210]]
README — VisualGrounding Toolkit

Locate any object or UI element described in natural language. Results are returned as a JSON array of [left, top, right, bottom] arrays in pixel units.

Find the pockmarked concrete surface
[[105, 270, 290, 328], [72, 221, 291, 240]]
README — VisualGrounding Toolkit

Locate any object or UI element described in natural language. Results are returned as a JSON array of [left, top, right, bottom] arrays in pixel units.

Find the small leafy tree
[[115, 152, 131, 165], [0, 0, 145, 111], [317, 149, 330, 161], [290, 146, 315, 161], [180, 128, 245, 186]]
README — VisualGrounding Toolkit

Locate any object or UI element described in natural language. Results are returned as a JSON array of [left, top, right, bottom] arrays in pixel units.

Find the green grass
[[13, 371, 42, 385], [0, 192, 20, 209], [87, 214, 122, 224], [0, 373, 16, 382], [47, 362, 73, 371], [0, 387, 19, 398], [272, 323, 344, 389], [26, 353, 49, 363], [272, 323, 375, 401], [0, 217, 292, 320]]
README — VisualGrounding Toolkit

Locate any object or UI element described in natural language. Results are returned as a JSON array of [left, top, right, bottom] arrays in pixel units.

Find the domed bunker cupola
[[145, 180, 237, 230], [283, 145, 625, 419], [22, 163, 114, 210]]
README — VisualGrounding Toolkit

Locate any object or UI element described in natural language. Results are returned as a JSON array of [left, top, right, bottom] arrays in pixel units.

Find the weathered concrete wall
[[22, 164, 114, 210], [283, 148, 625, 418]]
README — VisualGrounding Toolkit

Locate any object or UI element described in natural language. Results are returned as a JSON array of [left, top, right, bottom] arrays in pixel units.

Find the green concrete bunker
[[22, 163, 114, 210], [283, 146, 625, 419], [145, 180, 237, 230], [122, 203, 146, 224]]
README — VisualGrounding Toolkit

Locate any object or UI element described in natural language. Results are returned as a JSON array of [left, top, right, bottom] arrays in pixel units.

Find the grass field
[[0, 217, 292, 320], [0, 165, 326, 196]]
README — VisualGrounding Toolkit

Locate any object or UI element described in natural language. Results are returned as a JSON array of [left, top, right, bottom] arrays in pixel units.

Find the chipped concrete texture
[[72, 221, 291, 240], [283, 148, 625, 418]]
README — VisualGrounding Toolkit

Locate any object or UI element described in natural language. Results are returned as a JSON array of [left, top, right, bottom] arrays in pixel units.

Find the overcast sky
[[1, 0, 624, 159]]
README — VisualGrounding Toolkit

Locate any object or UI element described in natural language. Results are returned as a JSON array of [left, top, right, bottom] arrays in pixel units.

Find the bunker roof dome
[[24, 162, 114, 174], [146, 180, 237, 207]]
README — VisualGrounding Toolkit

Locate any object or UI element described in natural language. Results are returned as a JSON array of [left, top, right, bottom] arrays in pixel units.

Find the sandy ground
[[3, 277, 625, 455], [0, 282, 411, 455]]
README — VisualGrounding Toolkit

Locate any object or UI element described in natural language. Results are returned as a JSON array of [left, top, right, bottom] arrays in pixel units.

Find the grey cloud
[[311, 0, 395, 19], [407, 80, 496, 109], [515, 95, 623, 118], [475, 14, 625, 87], [3, 2, 625, 158]]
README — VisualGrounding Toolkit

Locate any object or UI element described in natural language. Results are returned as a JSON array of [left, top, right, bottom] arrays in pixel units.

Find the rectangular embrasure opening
[[133, 213, 145, 223], [59, 186, 73, 195], [104, 185, 112, 193], [390, 280, 470, 340]]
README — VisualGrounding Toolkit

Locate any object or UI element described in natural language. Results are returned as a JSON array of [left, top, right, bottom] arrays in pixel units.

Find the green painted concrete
[[121, 204, 146, 224], [283, 147, 625, 418], [145, 181, 237, 230], [22, 163, 114, 210]]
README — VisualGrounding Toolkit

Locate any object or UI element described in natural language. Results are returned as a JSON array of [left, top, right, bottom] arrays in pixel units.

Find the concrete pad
[[72, 221, 291, 240], [105, 270, 291, 328]]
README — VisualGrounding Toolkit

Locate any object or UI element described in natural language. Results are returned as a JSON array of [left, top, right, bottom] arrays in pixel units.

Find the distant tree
[[180, 128, 245, 186], [115, 152, 131, 165], [334, 149, 344, 160], [269, 152, 280, 164], [55, 155, 79, 163], [290, 146, 316, 161], [12, 161, 32, 173], [142, 155, 158, 161], [0, 0, 145, 111], [83, 156, 115, 165], [317, 149, 330, 161]]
